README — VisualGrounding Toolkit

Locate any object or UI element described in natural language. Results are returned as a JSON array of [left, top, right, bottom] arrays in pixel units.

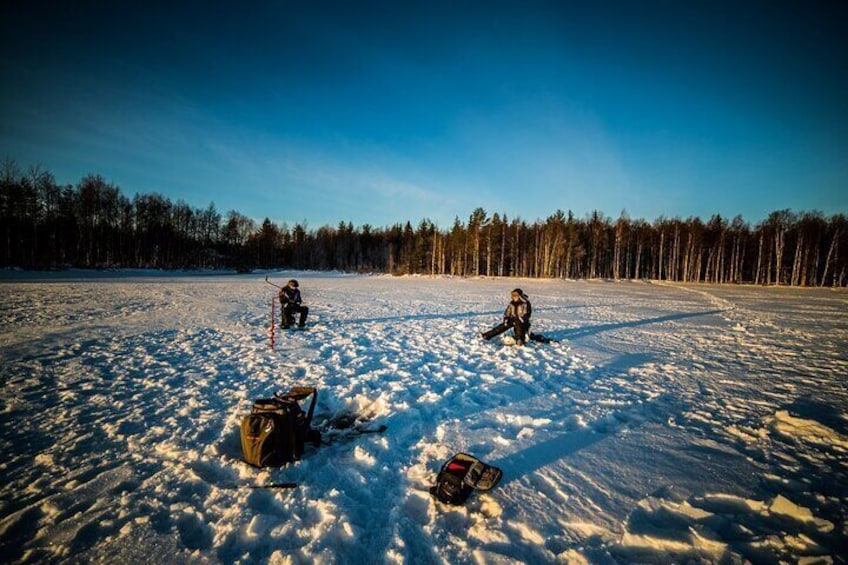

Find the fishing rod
[[264, 275, 283, 289], [218, 482, 298, 490]]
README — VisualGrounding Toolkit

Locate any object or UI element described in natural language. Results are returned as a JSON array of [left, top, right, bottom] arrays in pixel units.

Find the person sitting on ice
[[279, 279, 309, 328], [482, 288, 533, 345], [481, 288, 552, 345]]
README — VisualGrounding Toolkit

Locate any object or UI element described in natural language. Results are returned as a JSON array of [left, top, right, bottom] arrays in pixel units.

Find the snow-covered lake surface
[[1, 272, 846, 564]]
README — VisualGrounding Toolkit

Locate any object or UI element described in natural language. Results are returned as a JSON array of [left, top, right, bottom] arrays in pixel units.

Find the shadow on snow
[[546, 309, 726, 341]]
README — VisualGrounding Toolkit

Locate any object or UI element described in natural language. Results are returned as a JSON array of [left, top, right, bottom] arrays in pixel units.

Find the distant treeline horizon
[[2, 161, 846, 287]]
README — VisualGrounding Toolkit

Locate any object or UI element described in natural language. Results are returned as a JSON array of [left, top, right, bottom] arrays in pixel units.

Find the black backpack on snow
[[241, 386, 320, 468], [430, 453, 503, 505]]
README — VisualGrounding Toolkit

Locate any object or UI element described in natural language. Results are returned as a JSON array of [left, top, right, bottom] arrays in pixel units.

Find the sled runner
[[430, 453, 503, 505]]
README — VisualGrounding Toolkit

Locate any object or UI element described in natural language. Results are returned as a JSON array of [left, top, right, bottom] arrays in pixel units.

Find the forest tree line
[[2, 161, 846, 286]]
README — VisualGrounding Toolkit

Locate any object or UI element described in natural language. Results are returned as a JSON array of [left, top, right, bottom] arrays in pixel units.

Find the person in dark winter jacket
[[279, 279, 309, 328], [482, 288, 533, 345]]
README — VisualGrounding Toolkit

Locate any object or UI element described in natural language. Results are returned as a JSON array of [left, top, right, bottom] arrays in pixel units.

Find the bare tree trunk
[[431, 231, 437, 276], [513, 223, 519, 277], [774, 225, 785, 285], [545, 233, 561, 278], [791, 233, 803, 286], [534, 226, 542, 278], [705, 248, 715, 283], [808, 244, 818, 287], [469, 230, 480, 277], [696, 250, 703, 283], [440, 236, 446, 275], [485, 228, 492, 277], [499, 223, 506, 276], [613, 225, 622, 280], [658, 231, 665, 280], [801, 245, 810, 286], [820, 229, 840, 287], [671, 227, 680, 282], [635, 240, 642, 280], [729, 238, 737, 283]]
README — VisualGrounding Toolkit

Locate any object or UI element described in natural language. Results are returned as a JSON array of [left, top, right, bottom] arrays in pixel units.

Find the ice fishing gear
[[320, 423, 388, 444], [484, 332, 555, 346], [430, 453, 503, 505], [241, 386, 321, 468], [314, 411, 388, 445], [529, 333, 554, 343], [264, 276, 283, 289], [270, 295, 276, 350], [218, 482, 299, 490]]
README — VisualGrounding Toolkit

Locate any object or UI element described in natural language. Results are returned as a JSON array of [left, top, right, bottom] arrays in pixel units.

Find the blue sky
[[2, 1, 846, 228]]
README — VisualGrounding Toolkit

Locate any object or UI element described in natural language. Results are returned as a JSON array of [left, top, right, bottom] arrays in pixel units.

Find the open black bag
[[430, 453, 503, 505]]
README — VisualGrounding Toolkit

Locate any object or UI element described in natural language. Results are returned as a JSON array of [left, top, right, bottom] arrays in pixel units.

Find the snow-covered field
[[1, 272, 846, 564]]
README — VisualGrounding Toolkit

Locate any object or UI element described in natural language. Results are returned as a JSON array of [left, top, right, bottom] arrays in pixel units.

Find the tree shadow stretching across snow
[[454, 351, 660, 435], [546, 309, 726, 341], [336, 304, 586, 328], [465, 351, 664, 483], [491, 425, 607, 484], [490, 394, 676, 487], [333, 309, 504, 326]]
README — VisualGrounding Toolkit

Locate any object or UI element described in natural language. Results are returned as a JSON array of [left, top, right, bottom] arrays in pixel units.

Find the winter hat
[[288, 279, 299, 287], [511, 288, 527, 299]]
